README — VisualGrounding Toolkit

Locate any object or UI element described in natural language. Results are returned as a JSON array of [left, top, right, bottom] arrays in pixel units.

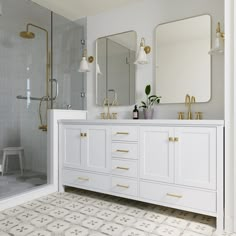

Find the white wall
[[86, 0, 224, 120]]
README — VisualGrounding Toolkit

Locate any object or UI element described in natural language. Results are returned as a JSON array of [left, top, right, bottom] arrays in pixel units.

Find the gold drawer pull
[[84, 133, 87, 137], [166, 193, 182, 198], [116, 166, 130, 171], [116, 132, 129, 135], [116, 149, 129, 153], [116, 184, 129, 189], [80, 133, 84, 137], [169, 137, 174, 142], [78, 177, 89, 181], [174, 137, 179, 142]]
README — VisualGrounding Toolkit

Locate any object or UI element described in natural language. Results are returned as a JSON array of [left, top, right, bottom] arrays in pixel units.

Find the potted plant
[[140, 84, 161, 119]]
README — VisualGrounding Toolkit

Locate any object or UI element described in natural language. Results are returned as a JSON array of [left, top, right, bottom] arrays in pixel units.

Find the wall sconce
[[209, 22, 224, 55], [78, 48, 94, 72], [134, 37, 151, 64]]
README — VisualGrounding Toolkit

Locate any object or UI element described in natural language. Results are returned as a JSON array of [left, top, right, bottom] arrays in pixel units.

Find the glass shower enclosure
[[0, 0, 85, 202]]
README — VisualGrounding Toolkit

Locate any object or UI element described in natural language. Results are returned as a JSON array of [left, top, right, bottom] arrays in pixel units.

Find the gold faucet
[[103, 98, 111, 119], [185, 94, 196, 119]]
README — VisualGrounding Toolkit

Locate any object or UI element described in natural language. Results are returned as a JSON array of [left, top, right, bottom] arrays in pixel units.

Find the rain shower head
[[20, 31, 35, 39]]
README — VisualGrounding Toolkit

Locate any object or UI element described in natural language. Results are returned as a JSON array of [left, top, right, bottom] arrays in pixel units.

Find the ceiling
[[32, 0, 141, 21]]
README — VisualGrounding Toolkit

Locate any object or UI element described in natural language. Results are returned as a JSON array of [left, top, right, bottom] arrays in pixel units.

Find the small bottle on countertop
[[133, 105, 139, 119]]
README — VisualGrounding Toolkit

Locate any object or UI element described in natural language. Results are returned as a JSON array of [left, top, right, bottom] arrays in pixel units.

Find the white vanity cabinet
[[140, 126, 216, 189], [58, 120, 224, 231]]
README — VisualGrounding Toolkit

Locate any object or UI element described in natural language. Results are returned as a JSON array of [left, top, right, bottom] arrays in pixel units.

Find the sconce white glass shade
[[209, 27, 224, 55], [78, 57, 90, 72], [134, 46, 148, 64], [96, 63, 102, 75]]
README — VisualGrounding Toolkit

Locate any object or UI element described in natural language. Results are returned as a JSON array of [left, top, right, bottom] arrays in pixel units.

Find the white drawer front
[[111, 159, 138, 178], [140, 181, 216, 213], [111, 177, 138, 197], [112, 143, 138, 159], [112, 126, 138, 142], [63, 169, 110, 191]]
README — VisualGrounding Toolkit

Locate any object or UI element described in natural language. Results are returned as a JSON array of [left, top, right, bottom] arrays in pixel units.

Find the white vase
[[143, 108, 154, 119]]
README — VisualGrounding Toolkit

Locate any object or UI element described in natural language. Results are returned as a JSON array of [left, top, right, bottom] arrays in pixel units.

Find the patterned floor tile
[[81, 216, 104, 230], [114, 214, 136, 226], [164, 216, 190, 229], [0, 189, 224, 236], [155, 224, 183, 236], [64, 201, 84, 211], [182, 230, 208, 236], [31, 214, 53, 227], [46, 219, 70, 233], [100, 222, 125, 235], [108, 203, 128, 213], [9, 223, 35, 236], [96, 209, 117, 221], [26, 230, 52, 236], [122, 228, 148, 236], [134, 219, 157, 233], [80, 205, 99, 216], [4, 206, 25, 216], [0, 217, 20, 231], [64, 225, 89, 236], [187, 222, 215, 235], [49, 207, 69, 218], [64, 212, 86, 224], [144, 211, 167, 224], [16, 210, 39, 221]]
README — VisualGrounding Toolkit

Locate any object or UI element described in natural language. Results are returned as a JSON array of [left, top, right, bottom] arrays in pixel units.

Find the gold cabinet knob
[[80, 133, 84, 137], [169, 137, 174, 142], [174, 137, 179, 142]]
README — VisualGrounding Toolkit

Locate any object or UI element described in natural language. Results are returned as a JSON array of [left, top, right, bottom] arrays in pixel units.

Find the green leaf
[[145, 85, 151, 96]]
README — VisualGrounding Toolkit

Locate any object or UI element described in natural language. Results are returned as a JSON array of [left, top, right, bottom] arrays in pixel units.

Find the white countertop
[[58, 119, 224, 127]]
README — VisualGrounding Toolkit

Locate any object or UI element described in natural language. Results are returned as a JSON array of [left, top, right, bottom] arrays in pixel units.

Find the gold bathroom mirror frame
[[155, 15, 212, 104], [96, 31, 137, 106]]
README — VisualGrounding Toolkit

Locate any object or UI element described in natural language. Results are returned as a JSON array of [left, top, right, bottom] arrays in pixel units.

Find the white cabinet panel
[[140, 127, 174, 183], [140, 181, 216, 213], [175, 127, 216, 190], [112, 143, 138, 159], [111, 177, 138, 197], [62, 125, 83, 168], [112, 126, 138, 141], [85, 126, 110, 173], [111, 159, 138, 178]]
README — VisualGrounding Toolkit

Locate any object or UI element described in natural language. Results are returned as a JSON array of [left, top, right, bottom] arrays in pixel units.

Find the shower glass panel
[[52, 15, 86, 110], [0, 0, 51, 199]]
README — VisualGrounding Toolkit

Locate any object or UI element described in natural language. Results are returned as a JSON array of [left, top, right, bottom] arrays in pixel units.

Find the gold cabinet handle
[[116, 166, 130, 171], [169, 137, 174, 142], [174, 137, 179, 142], [80, 133, 84, 137], [116, 149, 129, 153], [84, 133, 87, 137], [78, 177, 89, 181], [116, 132, 129, 135], [166, 193, 182, 198], [116, 184, 129, 189]]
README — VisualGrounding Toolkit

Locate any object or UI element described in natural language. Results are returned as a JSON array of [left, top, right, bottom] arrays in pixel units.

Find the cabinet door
[[140, 127, 174, 183], [61, 124, 83, 168], [175, 127, 216, 190], [83, 126, 110, 173]]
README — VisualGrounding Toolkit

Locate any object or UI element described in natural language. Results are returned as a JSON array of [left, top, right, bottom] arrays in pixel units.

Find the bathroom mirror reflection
[[96, 31, 137, 106], [155, 15, 211, 103]]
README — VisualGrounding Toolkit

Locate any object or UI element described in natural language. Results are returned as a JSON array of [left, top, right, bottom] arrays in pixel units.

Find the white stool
[[2, 147, 24, 176]]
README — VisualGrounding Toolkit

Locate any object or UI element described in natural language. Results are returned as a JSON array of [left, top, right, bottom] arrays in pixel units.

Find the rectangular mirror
[[155, 15, 211, 103], [96, 31, 137, 106]]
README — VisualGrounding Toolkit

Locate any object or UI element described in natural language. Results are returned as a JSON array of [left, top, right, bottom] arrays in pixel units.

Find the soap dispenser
[[133, 105, 139, 119]]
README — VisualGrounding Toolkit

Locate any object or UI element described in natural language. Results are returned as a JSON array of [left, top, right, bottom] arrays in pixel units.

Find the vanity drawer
[[112, 126, 138, 142], [111, 159, 138, 178], [112, 143, 138, 159], [111, 177, 138, 197], [63, 169, 110, 191], [140, 181, 216, 213]]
